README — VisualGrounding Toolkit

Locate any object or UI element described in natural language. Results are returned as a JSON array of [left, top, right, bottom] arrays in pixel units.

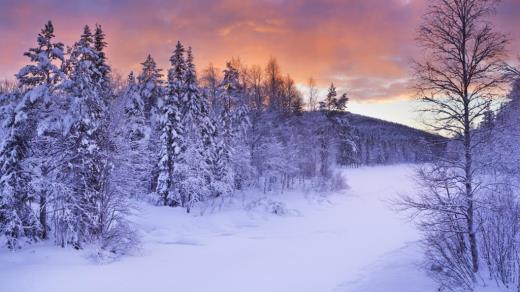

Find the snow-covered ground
[[0, 165, 437, 292]]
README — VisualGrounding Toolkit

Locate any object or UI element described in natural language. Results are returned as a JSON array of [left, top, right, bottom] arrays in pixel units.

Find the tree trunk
[[39, 191, 47, 240], [464, 95, 479, 274]]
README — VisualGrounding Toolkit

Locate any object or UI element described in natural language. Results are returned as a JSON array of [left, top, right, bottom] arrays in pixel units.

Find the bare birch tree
[[401, 0, 509, 289], [307, 77, 319, 111]]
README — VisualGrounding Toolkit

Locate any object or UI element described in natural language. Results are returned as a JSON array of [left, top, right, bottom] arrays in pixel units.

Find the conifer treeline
[[0, 21, 355, 250]]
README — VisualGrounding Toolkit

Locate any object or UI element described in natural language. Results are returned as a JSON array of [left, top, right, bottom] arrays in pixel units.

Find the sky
[[0, 0, 519, 127]]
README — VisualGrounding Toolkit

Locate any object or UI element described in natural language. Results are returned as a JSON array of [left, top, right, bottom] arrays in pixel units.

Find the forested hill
[[346, 113, 446, 165]]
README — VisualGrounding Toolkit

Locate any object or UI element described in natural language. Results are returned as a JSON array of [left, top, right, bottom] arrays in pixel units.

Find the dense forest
[[0, 21, 438, 252]]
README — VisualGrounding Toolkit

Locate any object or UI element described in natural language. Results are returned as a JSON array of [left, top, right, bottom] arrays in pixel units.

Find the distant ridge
[[346, 112, 446, 165], [348, 113, 444, 140]]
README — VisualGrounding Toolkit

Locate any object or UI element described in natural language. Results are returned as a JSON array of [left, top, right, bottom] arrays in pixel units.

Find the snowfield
[[0, 165, 436, 292]]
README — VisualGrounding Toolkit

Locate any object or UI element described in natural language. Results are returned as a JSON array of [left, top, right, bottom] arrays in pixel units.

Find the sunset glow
[[1, 0, 519, 125]]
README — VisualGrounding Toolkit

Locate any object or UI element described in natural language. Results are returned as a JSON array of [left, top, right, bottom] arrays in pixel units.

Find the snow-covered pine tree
[[202, 105, 232, 199], [177, 47, 211, 211], [0, 90, 41, 248], [316, 83, 353, 184], [138, 55, 163, 120], [319, 83, 337, 112], [317, 84, 337, 179], [53, 24, 135, 253], [16, 20, 65, 240], [0, 21, 66, 247], [156, 41, 186, 207], [93, 24, 112, 105], [218, 63, 238, 186], [218, 62, 251, 191], [332, 94, 355, 166], [230, 103, 251, 190], [183, 47, 201, 124], [135, 55, 163, 193], [19, 20, 66, 241], [111, 72, 151, 199], [59, 25, 112, 248], [16, 21, 65, 88], [220, 61, 241, 112]]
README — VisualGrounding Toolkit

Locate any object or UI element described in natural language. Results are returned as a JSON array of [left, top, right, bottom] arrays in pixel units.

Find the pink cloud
[[0, 0, 518, 103]]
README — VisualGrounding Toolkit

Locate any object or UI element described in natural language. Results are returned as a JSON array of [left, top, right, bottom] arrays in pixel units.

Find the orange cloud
[[0, 0, 519, 105]]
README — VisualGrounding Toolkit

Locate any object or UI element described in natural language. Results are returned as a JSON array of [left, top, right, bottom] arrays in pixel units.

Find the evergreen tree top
[[142, 54, 156, 68], [94, 24, 107, 53], [320, 83, 349, 113], [92, 24, 111, 84], [139, 55, 163, 103], [140, 55, 163, 82], [186, 48, 195, 73], [327, 83, 337, 99], [221, 62, 240, 91], [66, 25, 110, 98], [185, 47, 197, 85], [32, 21, 64, 54], [41, 21, 55, 39], [80, 25, 94, 47], [16, 20, 65, 87], [169, 41, 186, 84]]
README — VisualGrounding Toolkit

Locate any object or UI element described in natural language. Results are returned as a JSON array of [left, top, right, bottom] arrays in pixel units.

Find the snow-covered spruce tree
[[111, 72, 151, 200], [156, 41, 186, 207], [91, 25, 136, 254], [329, 93, 355, 166], [197, 71, 227, 200], [218, 62, 252, 191], [204, 119, 233, 199], [198, 66, 235, 199], [318, 84, 338, 180], [314, 83, 352, 189], [58, 25, 132, 252], [113, 55, 164, 201], [0, 21, 66, 248], [17, 20, 65, 242], [59, 25, 105, 248], [176, 47, 213, 211], [230, 102, 252, 190], [136, 55, 164, 194], [0, 90, 41, 249], [93, 24, 112, 106], [138, 55, 163, 120], [16, 21, 65, 88], [217, 65, 237, 188]]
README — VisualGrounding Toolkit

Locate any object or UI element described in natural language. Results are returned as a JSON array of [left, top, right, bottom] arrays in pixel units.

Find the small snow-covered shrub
[[478, 184, 520, 290], [312, 170, 348, 193], [245, 197, 301, 217], [329, 171, 348, 192], [99, 221, 139, 256], [86, 220, 139, 264]]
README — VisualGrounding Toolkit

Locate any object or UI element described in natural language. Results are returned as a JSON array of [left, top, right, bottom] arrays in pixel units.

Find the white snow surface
[[0, 165, 439, 292]]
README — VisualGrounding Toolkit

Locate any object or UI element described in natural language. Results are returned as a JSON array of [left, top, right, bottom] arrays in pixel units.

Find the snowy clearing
[[0, 165, 436, 292]]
